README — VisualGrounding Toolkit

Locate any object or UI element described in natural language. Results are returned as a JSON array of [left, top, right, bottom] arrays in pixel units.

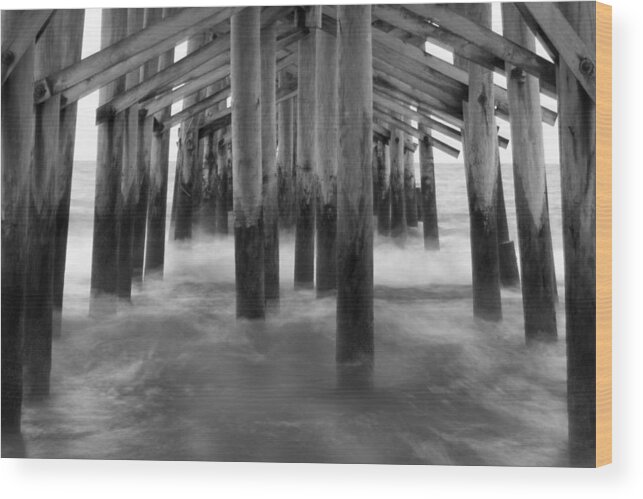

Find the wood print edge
[[595, 0, 612, 468]]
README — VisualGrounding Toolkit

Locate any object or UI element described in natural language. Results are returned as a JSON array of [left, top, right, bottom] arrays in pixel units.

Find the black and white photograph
[[2, 0, 609, 474]]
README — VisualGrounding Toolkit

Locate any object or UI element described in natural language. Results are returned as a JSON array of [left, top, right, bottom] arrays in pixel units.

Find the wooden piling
[[336, 5, 374, 383], [215, 129, 229, 234], [458, 4, 502, 322], [52, 10, 85, 337], [501, 3, 557, 342], [389, 126, 406, 244], [419, 130, 439, 250], [144, 26, 174, 279], [131, 8, 163, 281], [116, 8, 144, 303], [261, 22, 279, 301], [1, 10, 34, 449], [90, 8, 128, 315], [376, 141, 391, 236], [277, 71, 295, 230], [231, 7, 265, 319], [22, 12, 68, 397], [556, 1, 596, 467], [173, 34, 206, 241], [294, 9, 319, 287], [404, 139, 418, 228], [315, 26, 338, 294], [495, 152, 520, 288]]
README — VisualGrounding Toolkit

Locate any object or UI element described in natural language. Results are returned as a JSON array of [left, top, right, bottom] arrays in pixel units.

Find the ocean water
[[21, 159, 569, 466]]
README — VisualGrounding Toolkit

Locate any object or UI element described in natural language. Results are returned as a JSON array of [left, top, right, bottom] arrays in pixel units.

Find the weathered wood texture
[[419, 130, 439, 250], [215, 128, 230, 235], [456, 4, 502, 322], [389, 126, 406, 244], [1, 9, 53, 84], [336, 5, 374, 384], [261, 23, 279, 301], [1, 10, 34, 449], [502, 3, 557, 341], [556, 1, 596, 468], [22, 12, 70, 397], [144, 13, 174, 279], [404, 137, 418, 228], [294, 26, 318, 287], [37, 8, 241, 106], [172, 34, 207, 240], [231, 7, 265, 318], [90, 9, 128, 316], [277, 72, 295, 230], [52, 10, 85, 337], [375, 140, 391, 236], [116, 9, 144, 302], [315, 27, 338, 293], [495, 152, 520, 289], [131, 8, 163, 282]]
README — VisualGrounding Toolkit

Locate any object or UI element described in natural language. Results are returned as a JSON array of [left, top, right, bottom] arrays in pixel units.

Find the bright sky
[[72, 4, 560, 167]]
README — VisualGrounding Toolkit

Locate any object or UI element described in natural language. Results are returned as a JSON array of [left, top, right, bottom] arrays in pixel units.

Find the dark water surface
[[21, 161, 568, 465]]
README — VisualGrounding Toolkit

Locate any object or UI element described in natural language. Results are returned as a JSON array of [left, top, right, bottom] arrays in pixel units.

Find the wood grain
[[596, 0, 612, 468]]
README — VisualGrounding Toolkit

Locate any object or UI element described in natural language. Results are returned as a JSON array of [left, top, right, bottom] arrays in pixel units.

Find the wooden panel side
[[595, 0, 612, 468]]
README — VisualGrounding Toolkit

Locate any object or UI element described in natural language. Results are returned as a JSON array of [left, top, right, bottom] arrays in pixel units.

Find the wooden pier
[[1, 4, 610, 466]]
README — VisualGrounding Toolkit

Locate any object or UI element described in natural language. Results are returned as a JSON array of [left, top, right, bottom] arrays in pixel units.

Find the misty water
[[21, 159, 568, 466]]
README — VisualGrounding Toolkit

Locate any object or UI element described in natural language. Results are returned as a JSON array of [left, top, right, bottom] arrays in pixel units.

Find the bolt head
[[579, 57, 595, 77]]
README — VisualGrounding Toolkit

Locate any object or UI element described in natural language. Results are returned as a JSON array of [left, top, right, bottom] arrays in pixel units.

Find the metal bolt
[[579, 57, 595, 77], [33, 82, 47, 101]]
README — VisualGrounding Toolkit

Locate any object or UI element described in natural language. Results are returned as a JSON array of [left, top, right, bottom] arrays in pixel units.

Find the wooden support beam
[[197, 106, 232, 139], [276, 25, 309, 51], [261, 22, 279, 302], [372, 27, 557, 126], [315, 25, 338, 294], [373, 91, 462, 144], [400, 3, 557, 98], [142, 74, 229, 118], [172, 33, 208, 241], [94, 6, 291, 118], [1, 9, 54, 85], [22, 11, 67, 398], [164, 87, 230, 130], [373, 107, 460, 159], [144, 11, 175, 279], [42, 8, 239, 106], [556, 1, 597, 468], [456, 3, 502, 322], [403, 129, 418, 228], [294, 26, 318, 287], [231, 7, 264, 318], [214, 125, 230, 235], [90, 9, 128, 315], [418, 129, 439, 249], [277, 71, 296, 230], [116, 8, 145, 302], [97, 36, 230, 122], [495, 150, 520, 288], [336, 5, 374, 386], [131, 7, 163, 282], [52, 10, 85, 337], [1, 10, 35, 451], [375, 140, 391, 235], [516, 2, 595, 102], [502, 4, 557, 342], [388, 123, 406, 244]]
